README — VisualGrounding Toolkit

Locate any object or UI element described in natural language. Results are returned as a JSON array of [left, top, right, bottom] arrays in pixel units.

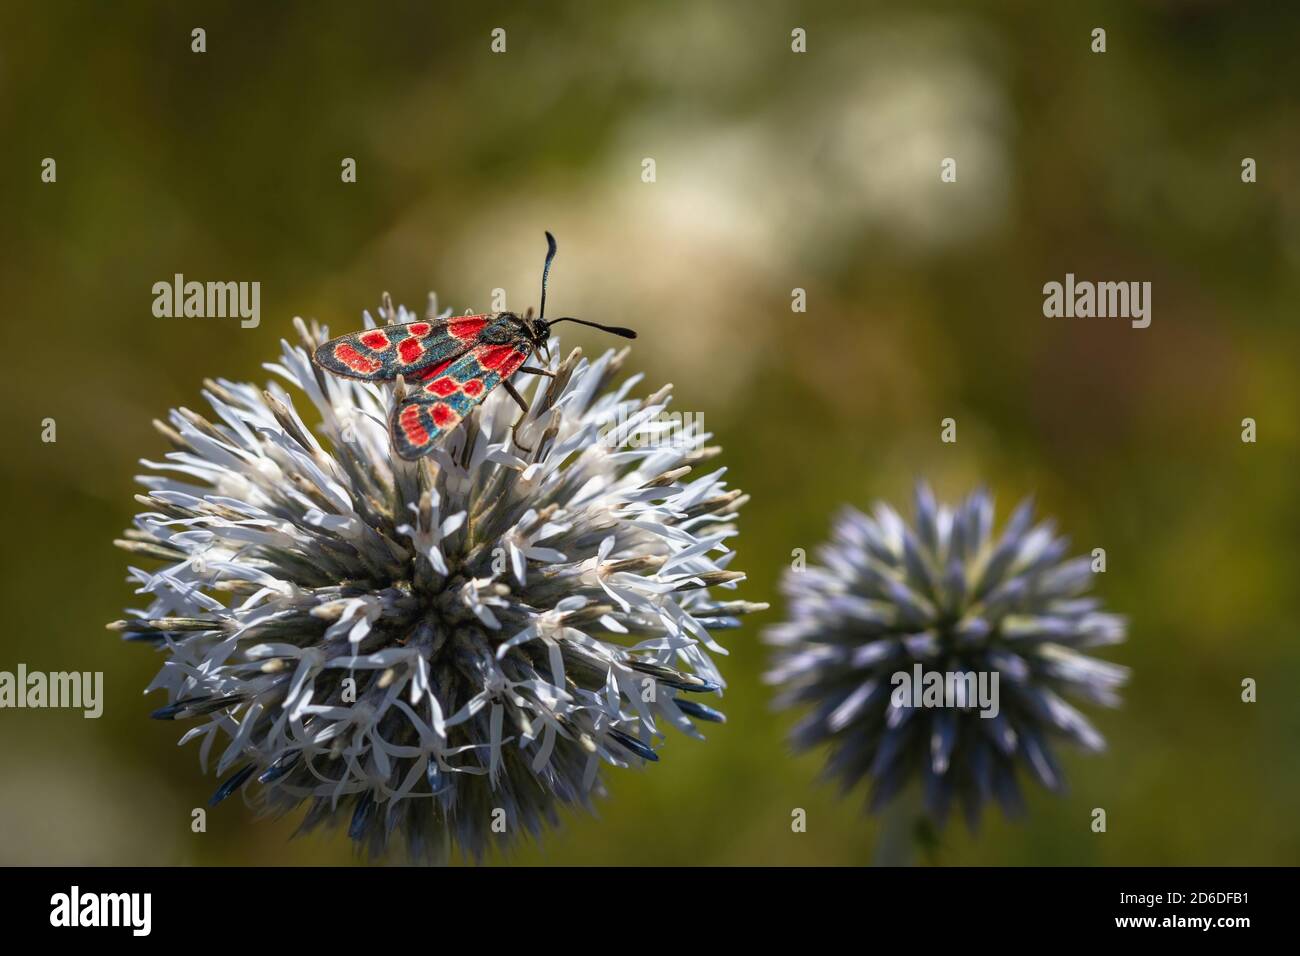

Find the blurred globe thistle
[[110, 300, 760, 861], [764, 484, 1128, 828]]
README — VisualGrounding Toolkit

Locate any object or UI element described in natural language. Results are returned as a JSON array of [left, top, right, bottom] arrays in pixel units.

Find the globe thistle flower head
[[110, 298, 760, 861], [765, 483, 1128, 829]]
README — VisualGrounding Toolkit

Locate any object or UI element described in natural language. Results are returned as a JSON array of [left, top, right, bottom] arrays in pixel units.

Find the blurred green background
[[1, 1, 1297, 865]]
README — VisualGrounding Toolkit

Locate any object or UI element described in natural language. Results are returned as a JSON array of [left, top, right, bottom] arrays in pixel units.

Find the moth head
[[527, 316, 551, 345]]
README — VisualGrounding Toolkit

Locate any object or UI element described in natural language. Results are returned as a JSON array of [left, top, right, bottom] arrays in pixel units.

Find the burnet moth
[[312, 232, 636, 459]]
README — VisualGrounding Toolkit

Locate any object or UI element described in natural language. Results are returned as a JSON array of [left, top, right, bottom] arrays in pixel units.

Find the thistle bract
[[112, 302, 759, 861], [765, 484, 1128, 827]]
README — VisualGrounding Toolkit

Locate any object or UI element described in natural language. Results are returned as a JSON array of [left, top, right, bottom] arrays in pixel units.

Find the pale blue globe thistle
[[765, 484, 1129, 828], [110, 300, 760, 861]]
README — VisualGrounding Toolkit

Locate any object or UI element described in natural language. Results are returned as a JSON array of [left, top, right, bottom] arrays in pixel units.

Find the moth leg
[[502, 379, 531, 414], [516, 366, 556, 379], [502, 379, 534, 453]]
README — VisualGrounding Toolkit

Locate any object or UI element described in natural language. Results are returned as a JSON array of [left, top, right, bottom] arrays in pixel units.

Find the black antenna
[[538, 231, 638, 339], [539, 231, 558, 320], [549, 317, 637, 339]]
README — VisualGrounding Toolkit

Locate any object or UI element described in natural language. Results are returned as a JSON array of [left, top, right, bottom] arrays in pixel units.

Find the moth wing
[[389, 339, 533, 460], [312, 315, 495, 381]]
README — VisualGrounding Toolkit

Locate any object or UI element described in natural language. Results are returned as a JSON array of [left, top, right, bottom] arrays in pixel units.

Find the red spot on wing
[[399, 338, 424, 364], [462, 378, 484, 397], [359, 330, 390, 351], [408, 322, 432, 337], [478, 344, 528, 371], [499, 350, 528, 376], [431, 403, 456, 427], [450, 318, 488, 341], [336, 343, 382, 374], [399, 405, 429, 447], [426, 376, 458, 397], [413, 358, 454, 382]]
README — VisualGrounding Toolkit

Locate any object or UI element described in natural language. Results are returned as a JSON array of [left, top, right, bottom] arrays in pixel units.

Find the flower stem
[[872, 794, 920, 867]]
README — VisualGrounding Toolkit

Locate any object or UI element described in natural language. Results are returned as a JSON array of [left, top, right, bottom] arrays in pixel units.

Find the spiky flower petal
[[111, 300, 760, 861], [764, 484, 1128, 827]]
